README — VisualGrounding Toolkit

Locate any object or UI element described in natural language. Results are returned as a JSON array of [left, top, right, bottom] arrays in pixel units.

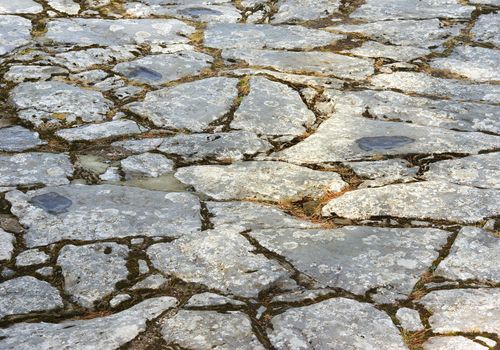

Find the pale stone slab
[[56, 120, 144, 142], [0, 229, 15, 261], [15, 249, 49, 267], [396, 308, 424, 332], [4, 65, 68, 83], [121, 153, 174, 178], [48, 0, 80, 14], [185, 292, 245, 307], [423, 336, 488, 350], [0, 16, 32, 56], [0, 126, 45, 152], [271, 0, 341, 23], [472, 13, 500, 46], [0, 0, 42, 14], [346, 41, 430, 61]]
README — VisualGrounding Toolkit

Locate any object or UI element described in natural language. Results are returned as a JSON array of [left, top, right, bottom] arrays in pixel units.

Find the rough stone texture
[[434, 227, 499, 283], [0, 153, 73, 187], [4, 65, 68, 83], [126, 3, 241, 23], [113, 51, 213, 85], [6, 185, 201, 247], [175, 161, 347, 202], [15, 249, 49, 267], [121, 153, 174, 178], [249, 226, 449, 301], [126, 77, 238, 131], [419, 288, 500, 335], [472, 13, 500, 46], [0, 229, 15, 261], [131, 274, 169, 290], [346, 41, 430, 61], [185, 292, 245, 307], [0, 297, 178, 349], [148, 227, 291, 298], [271, 0, 341, 23], [10, 81, 113, 127], [56, 120, 144, 142], [396, 308, 424, 332], [232, 77, 315, 136], [345, 159, 418, 187], [0, 15, 32, 56], [58, 243, 129, 308], [423, 336, 488, 350], [161, 310, 264, 349], [47, 0, 80, 15], [0, 126, 45, 152], [0, 0, 42, 14], [0, 276, 63, 319], [268, 298, 407, 350], [322, 181, 500, 223]]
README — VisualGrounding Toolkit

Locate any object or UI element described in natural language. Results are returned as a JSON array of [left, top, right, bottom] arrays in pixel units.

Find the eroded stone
[[56, 120, 144, 142], [0, 126, 45, 152], [121, 153, 174, 178]]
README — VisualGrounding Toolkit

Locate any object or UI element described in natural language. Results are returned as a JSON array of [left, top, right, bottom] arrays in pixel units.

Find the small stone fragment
[[0, 229, 15, 261], [131, 274, 168, 290], [4, 65, 68, 83], [121, 153, 174, 178], [47, 0, 80, 15], [109, 294, 131, 308], [396, 308, 424, 332], [186, 293, 245, 308], [15, 249, 49, 267]]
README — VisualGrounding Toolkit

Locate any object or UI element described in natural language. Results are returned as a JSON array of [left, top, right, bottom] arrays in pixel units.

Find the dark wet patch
[[126, 66, 163, 81], [179, 7, 223, 17], [356, 136, 415, 151], [29, 192, 73, 214]]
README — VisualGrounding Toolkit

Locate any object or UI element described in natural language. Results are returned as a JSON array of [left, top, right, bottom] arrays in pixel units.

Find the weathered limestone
[[472, 13, 500, 46], [126, 3, 241, 23], [423, 337, 488, 350], [56, 120, 144, 142], [131, 274, 168, 290], [346, 41, 430, 61], [175, 161, 348, 202], [0, 0, 42, 14], [0, 229, 15, 261], [268, 298, 407, 349], [185, 293, 245, 308], [50, 46, 138, 72], [47, 0, 80, 15], [396, 308, 424, 332], [271, 0, 341, 23], [6, 185, 201, 247], [15, 249, 49, 267], [4, 65, 68, 83], [345, 159, 418, 187], [121, 153, 174, 178], [0, 16, 31, 56], [0, 126, 45, 152]]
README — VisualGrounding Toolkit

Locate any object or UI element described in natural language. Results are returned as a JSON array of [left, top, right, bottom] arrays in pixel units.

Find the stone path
[[0, 1, 499, 349]]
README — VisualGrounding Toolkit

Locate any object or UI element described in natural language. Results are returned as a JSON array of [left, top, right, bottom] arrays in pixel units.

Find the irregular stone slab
[[56, 120, 144, 142], [470, 0, 500, 4], [0, 126, 45, 152], [268, 298, 407, 350], [113, 51, 213, 85], [351, 0, 473, 21], [109, 294, 131, 308], [148, 227, 290, 298], [47, 0, 80, 14], [15, 249, 49, 267], [370, 72, 500, 103], [431, 46, 500, 82], [472, 13, 500, 46], [223, 49, 374, 80], [4, 65, 68, 83], [205, 23, 343, 50], [162, 310, 264, 349], [249, 226, 449, 301], [127, 77, 238, 131], [121, 153, 174, 178], [0, 229, 15, 261], [232, 77, 315, 136], [271, 0, 341, 23], [419, 288, 500, 335], [6, 185, 201, 247], [0, 16, 32, 56], [322, 181, 500, 223], [113, 138, 166, 154], [423, 336, 488, 350], [434, 227, 499, 283], [0, 0, 42, 14], [131, 274, 168, 290], [0, 276, 63, 319], [475, 337, 497, 348], [0, 297, 178, 349], [126, 3, 241, 23], [346, 159, 418, 180], [207, 201, 319, 230], [44, 19, 194, 46], [396, 308, 424, 332], [175, 161, 348, 202], [0, 153, 73, 187], [346, 41, 430, 61], [424, 153, 500, 189], [58, 243, 129, 308], [10, 81, 113, 127], [186, 292, 245, 308], [330, 19, 463, 49]]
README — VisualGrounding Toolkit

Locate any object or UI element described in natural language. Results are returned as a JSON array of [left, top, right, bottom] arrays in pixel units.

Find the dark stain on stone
[[179, 7, 223, 17], [29, 192, 73, 214], [127, 66, 163, 81], [356, 136, 415, 151]]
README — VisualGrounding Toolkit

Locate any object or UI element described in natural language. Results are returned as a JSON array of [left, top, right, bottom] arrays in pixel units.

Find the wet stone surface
[[0, 1, 499, 349]]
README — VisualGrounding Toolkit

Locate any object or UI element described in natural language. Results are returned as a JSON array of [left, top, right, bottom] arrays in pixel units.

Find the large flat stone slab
[[423, 336, 488, 350], [0, 0, 42, 14], [472, 13, 500, 46], [0, 15, 32, 56], [0, 297, 178, 350], [47, 0, 80, 14], [6, 185, 201, 247], [345, 41, 430, 61], [268, 298, 407, 350], [271, 0, 341, 23], [322, 181, 500, 223], [126, 3, 241, 23], [148, 227, 291, 298], [55, 120, 144, 142], [249, 226, 449, 301], [175, 161, 348, 202], [0, 126, 45, 152]]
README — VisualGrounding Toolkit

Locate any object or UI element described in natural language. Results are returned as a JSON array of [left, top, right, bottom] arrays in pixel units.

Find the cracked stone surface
[[423, 336, 489, 350], [56, 120, 144, 142], [0, 229, 15, 261], [0, 0, 42, 14], [121, 153, 174, 178], [396, 308, 424, 332], [0, 126, 45, 152]]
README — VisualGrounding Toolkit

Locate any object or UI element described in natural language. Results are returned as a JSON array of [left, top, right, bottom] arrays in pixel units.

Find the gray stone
[[0, 15, 32, 56], [121, 153, 174, 178], [0, 0, 42, 14], [472, 13, 500, 46], [322, 181, 500, 223], [10, 81, 113, 127], [396, 308, 424, 332], [0, 153, 73, 187], [137, 259, 149, 274], [423, 336, 488, 350], [0, 276, 63, 319], [185, 292, 245, 307], [223, 49, 374, 80], [424, 153, 500, 189], [0, 126, 45, 152], [58, 243, 129, 308], [44, 19, 194, 46], [56, 120, 144, 142], [99, 167, 120, 182], [131, 274, 168, 290], [161, 310, 264, 349], [249, 226, 449, 301], [4, 65, 68, 83], [175, 161, 347, 202], [113, 51, 213, 85], [15, 249, 50, 267], [268, 298, 407, 350], [0, 229, 15, 261], [112, 138, 165, 154], [205, 23, 343, 50], [419, 288, 500, 335], [36, 267, 53, 277], [232, 77, 315, 136], [271, 288, 331, 303], [370, 72, 500, 103], [346, 159, 418, 181], [47, 0, 80, 14], [434, 227, 499, 283], [6, 185, 201, 247], [109, 293, 131, 308], [431, 46, 500, 82], [271, 0, 341, 23], [475, 336, 497, 348], [126, 77, 238, 131], [0, 297, 178, 349], [346, 41, 430, 61], [148, 227, 290, 298]]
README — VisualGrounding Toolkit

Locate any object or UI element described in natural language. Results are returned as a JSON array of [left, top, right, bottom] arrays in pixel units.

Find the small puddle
[[355, 136, 415, 151], [127, 66, 163, 81], [29, 192, 73, 214]]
